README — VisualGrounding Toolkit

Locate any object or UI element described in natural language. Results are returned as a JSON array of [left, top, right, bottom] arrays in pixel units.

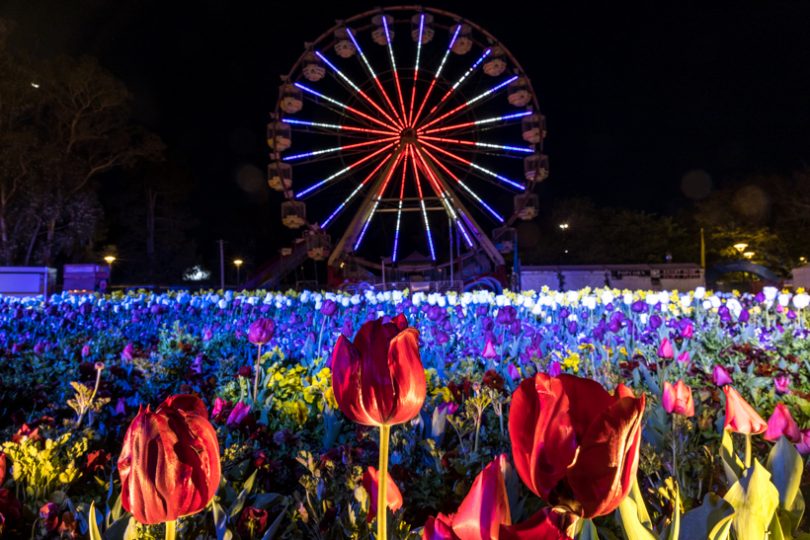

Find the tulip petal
[[363, 466, 403, 523], [499, 508, 574, 540], [451, 454, 511, 540], [386, 327, 427, 425], [558, 374, 616, 437], [567, 394, 645, 518], [723, 386, 767, 435], [331, 335, 379, 425], [509, 375, 577, 500], [160, 394, 208, 419], [423, 513, 456, 540], [355, 319, 399, 423]]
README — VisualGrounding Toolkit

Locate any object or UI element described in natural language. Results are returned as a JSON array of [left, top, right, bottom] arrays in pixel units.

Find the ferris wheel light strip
[[282, 117, 397, 136], [321, 152, 393, 228], [353, 152, 406, 252], [412, 23, 461, 125], [418, 75, 520, 131], [421, 135, 534, 154], [295, 143, 394, 198], [426, 48, 492, 118], [420, 110, 532, 134], [413, 147, 474, 248], [392, 150, 409, 263], [404, 146, 437, 260], [407, 13, 426, 126], [346, 27, 405, 127], [283, 136, 397, 162], [420, 140, 525, 191], [419, 146, 505, 223], [314, 51, 403, 130], [381, 15, 409, 122], [294, 82, 399, 132]]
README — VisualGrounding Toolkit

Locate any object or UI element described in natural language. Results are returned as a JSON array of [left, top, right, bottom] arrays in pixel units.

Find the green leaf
[[767, 436, 806, 534], [212, 499, 234, 540], [719, 430, 743, 487], [579, 518, 600, 540], [723, 459, 780, 540], [617, 495, 656, 540], [260, 504, 288, 540], [662, 481, 680, 540], [770, 511, 786, 540], [679, 493, 734, 540], [89, 502, 103, 540], [629, 476, 653, 531], [102, 516, 136, 540]]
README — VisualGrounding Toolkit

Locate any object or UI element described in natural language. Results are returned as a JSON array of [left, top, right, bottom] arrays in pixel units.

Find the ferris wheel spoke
[[380, 16, 409, 123], [419, 146, 506, 223], [405, 146, 436, 260], [283, 136, 398, 162], [283, 117, 398, 137], [421, 135, 533, 155], [412, 146, 474, 248], [314, 51, 404, 132], [321, 152, 395, 228], [418, 48, 492, 126], [412, 23, 462, 126], [353, 151, 406, 252], [417, 75, 519, 132], [419, 140, 525, 191], [420, 110, 533, 135], [392, 148, 409, 263], [295, 143, 395, 199], [407, 13, 427, 126], [294, 82, 400, 132], [346, 27, 405, 128]]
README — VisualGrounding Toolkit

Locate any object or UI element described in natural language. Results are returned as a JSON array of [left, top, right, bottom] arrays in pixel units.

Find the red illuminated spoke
[[314, 51, 404, 132], [406, 145, 436, 260], [421, 135, 533, 155], [419, 140, 525, 191], [420, 48, 492, 125], [419, 110, 533, 135], [381, 16, 408, 122], [353, 151, 407, 251], [321, 152, 396, 228], [295, 143, 396, 199], [295, 82, 400, 133], [417, 75, 519, 132], [412, 24, 461, 126], [282, 118, 398, 138], [412, 147, 474, 248], [283, 136, 398, 163], [407, 13, 426, 126], [418, 146, 506, 223], [346, 27, 405, 128]]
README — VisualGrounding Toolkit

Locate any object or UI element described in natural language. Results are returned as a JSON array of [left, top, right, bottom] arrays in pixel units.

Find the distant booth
[[0, 267, 57, 298], [521, 264, 705, 291], [63, 264, 111, 293]]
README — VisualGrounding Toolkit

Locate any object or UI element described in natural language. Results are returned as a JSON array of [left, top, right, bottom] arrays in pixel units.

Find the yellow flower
[[562, 352, 580, 373]]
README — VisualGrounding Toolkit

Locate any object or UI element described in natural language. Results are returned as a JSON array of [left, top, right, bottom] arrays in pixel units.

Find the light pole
[[104, 255, 116, 291], [733, 242, 748, 257], [233, 258, 243, 287], [559, 223, 570, 261]]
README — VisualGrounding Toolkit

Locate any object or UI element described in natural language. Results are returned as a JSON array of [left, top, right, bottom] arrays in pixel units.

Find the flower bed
[[1, 287, 809, 538]]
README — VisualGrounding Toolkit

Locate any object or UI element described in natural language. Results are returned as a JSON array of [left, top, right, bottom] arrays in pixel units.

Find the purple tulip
[[247, 318, 275, 346], [678, 320, 694, 338], [547, 360, 562, 377], [712, 365, 733, 386], [121, 343, 135, 362], [631, 300, 646, 313], [677, 351, 690, 364], [438, 401, 459, 416], [227, 401, 251, 427], [657, 338, 674, 359], [81, 344, 91, 357], [738, 309, 750, 323], [774, 374, 791, 395]]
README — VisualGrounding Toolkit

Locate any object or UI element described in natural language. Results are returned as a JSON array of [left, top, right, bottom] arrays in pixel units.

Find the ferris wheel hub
[[399, 127, 418, 144]]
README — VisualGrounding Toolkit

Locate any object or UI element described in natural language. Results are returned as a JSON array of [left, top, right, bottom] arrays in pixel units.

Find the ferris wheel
[[267, 6, 547, 279]]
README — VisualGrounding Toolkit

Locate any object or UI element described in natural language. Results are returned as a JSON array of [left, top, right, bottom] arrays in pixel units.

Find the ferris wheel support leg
[[327, 148, 405, 269], [413, 143, 505, 268]]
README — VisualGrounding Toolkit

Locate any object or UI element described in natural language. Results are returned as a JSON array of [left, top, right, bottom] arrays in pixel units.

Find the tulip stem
[[165, 520, 176, 540], [744, 433, 752, 469], [671, 415, 678, 484], [253, 344, 262, 405], [377, 424, 391, 540]]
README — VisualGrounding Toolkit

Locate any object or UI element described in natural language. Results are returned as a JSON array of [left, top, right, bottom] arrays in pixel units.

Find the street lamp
[[233, 258, 243, 287], [743, 251, 755, 260], [558, 223, 569, 230], [103, 255, 116, 291], [733, 242, 748, 255]]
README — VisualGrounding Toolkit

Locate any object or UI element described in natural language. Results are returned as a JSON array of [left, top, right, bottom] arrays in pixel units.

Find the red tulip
[[764, 403, 801, 442], [509, 374, 645, 518], [723, 386, 767, 435], [499, 508, 574, 540], [119, 394, 221, 524], [0, 453, 5, 485], [422, 454, 512, 540], [363, 466, 403, 523], [662, 380, 694, 417], [331, 314, 426, 427]]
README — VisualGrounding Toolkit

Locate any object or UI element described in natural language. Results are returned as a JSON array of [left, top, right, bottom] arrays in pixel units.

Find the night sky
[[3, 1, 810, 271]]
